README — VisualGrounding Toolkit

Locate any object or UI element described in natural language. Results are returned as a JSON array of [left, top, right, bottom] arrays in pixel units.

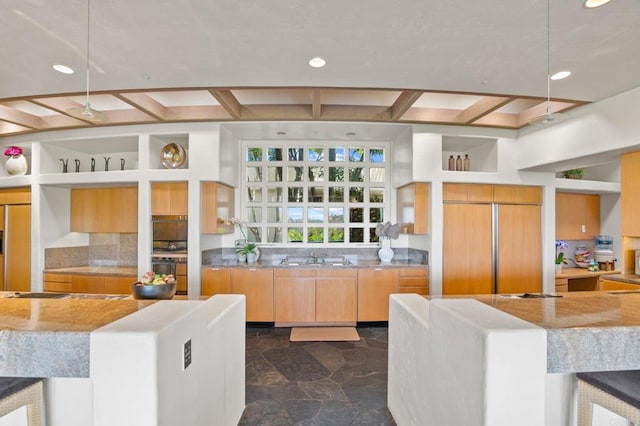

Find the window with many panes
[[242, 141, 390, 244]]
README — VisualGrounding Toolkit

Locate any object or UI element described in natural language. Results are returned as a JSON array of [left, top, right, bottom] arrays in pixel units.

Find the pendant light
[[529, 0, 567, 126], [67, 0, 105, 122]]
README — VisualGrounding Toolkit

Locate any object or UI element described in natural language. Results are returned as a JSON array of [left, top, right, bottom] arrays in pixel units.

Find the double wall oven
[[152, 215, 188, 294]]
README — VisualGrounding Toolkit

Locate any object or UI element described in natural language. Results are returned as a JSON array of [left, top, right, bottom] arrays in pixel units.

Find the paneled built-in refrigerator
[[1, 204, 31, 291]]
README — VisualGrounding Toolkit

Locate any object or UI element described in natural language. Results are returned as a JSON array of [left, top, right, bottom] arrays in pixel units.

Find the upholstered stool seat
[[577, 370, 640, 426], [0, 378, 43, 426]]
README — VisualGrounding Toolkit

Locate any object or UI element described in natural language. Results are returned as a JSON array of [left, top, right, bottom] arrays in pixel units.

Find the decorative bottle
[[448, 155, 455, 171], [455, 155, 462, 171], [464, 154, 470, 171]]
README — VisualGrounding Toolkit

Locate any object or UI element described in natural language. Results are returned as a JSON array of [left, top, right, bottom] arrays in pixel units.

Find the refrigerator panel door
[[5, 204, 31, 292], [496, 204, 542, 294]]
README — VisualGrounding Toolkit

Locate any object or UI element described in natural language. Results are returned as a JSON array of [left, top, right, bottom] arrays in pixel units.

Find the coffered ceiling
[[0, 0, 638, 138]]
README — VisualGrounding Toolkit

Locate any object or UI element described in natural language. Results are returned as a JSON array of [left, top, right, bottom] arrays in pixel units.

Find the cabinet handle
[[249, 268, 257, 271], [582, 225, 586, 233], [375, 268, 383, 271]]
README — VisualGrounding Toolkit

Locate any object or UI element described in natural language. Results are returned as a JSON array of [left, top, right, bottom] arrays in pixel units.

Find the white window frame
[[240, 140, 391, 246]]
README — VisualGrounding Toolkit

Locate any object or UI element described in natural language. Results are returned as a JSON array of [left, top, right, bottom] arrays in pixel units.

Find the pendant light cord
[[546, 0, 551, 115], [84, 0, 91, 110]]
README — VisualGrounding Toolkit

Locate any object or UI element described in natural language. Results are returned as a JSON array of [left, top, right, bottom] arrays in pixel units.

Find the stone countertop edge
[[598, 274, 640, 285], [202, 259, 428, 269]]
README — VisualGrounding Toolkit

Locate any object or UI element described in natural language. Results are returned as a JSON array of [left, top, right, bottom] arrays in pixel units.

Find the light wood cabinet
[[5, 204, 31, 292], [231, 268, 274, 322], [316, 269, 357, 322], [71, 275, 105, 294], [555, 278, 569, 293], [443, 183, 542, 295], [599, 279, 639, 291], [43, 273, 72, 293], [71, 186, 138, 233], [175, 262, 187, 294], [151, 182, 188, 215], [622, 151, 640, 236], [443, 183, 493, 202], [399, 267, 429, 295], [555, 192, 600, 240], [104, 276, 136, 294], [201, 268, 232, 295], [275, 269, 316, 323], [397, 183, 429, 234], [357, 268, 399, 321], [44, 273, 135, 294], [201, 182, 235, 234]]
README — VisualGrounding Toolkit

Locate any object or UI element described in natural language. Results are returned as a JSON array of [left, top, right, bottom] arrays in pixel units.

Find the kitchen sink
[[280, 256, 352, 266]]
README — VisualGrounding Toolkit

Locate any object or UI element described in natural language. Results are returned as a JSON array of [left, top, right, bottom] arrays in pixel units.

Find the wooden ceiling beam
[[0, 104, 43, 129], [209, 89, 241, 119], [453, 96, 514, 124], [115, 93, 167, 121], [312, 89, 321, 119], [516, 100, 575, 128], [390, 90, 423, 121]]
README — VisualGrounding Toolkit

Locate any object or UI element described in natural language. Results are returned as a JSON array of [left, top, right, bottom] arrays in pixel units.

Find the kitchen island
[[388, 291, 640, 426], [0, 292, 246, 426]]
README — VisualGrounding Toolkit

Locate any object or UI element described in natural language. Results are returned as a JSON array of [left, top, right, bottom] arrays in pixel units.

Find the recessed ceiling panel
[[2, 101, 59, 117], [320, 90, 401, 106], [67, 95, 133, 110], [413, 93, 482, 110], [495, 98, 541, 114], [232, 89, 312, 105], [147, 91, 220, 107]]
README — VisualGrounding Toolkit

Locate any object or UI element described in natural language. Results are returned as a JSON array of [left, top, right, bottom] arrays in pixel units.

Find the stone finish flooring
[[240, 326, 396, 425]]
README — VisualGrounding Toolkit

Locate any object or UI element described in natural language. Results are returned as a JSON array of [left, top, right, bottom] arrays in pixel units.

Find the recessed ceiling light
[[52, 64, 74, 74], [551, 71, 571, 80], [346, 132, 357, 137], [308, 57, 327, 68], [276, 131, 287, 136], [584, 0, 611, 8]]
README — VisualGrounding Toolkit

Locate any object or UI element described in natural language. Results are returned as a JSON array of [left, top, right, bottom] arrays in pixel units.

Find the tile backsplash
[[45, 234, 138, 269]]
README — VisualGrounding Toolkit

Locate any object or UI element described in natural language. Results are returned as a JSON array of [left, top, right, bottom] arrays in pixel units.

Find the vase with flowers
[[555, 240, 569, 274], [375, 221, 400, 262], [229, 218, 260, 263], [3, 146, 27, 176]]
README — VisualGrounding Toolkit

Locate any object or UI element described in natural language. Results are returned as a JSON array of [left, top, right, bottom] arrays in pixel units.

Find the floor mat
[[290, 326, 360, 342]]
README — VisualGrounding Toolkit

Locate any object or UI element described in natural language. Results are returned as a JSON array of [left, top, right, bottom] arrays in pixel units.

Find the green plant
[[235, 242, 257, 255], [563, 168, 585, 179]]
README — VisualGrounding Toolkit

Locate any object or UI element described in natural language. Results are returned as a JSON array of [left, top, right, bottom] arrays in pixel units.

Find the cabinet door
[[43, 273, 72, 293], [599, 279, 638, 291], [71, 275, 105, 294], [443, 183, 493, 203], [151, 183, 172, 215], [316, 269, 357, 322], [583, 194, 600, 238], [397, 183, 429, 234], [493, 185, 542, 204], [555, 193, 581, 240], [496, 204, 542, 294], [622, 151, 640, 236], [5, 204, 31, 292], [110, 187, 138, 232], [274, 269, 316, 323], [170, 182, 188, 215], [232, 268, 274, 321], [201, 268, 231, 295], [443, 203, 493, 295], [201, 182, 235, 234], [357, 268, 399, 321], [104, 276, 136, 294], [71, 188, 111, 232]]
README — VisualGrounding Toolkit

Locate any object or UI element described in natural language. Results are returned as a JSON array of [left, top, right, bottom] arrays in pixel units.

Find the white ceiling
[[0, 0, 638, 136]]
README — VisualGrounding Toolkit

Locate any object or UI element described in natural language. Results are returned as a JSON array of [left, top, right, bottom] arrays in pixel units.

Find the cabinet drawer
[[176, 263, 187, 275], [599, 280, 640, 291], [43, 273, 72, 283], [316, 269, 357, 278], [275, 269, 316, 278], [399, 268, 427, 278], [44, 281, 72, 292], [104, 276, 136, 294]]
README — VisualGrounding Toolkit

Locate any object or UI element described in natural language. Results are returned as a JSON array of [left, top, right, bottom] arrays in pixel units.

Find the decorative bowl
[[160, 143, 186, 169], [131, 282, 177, 300]]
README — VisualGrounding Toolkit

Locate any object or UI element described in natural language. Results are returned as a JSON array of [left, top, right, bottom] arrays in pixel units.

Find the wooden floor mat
[[290, 327, 360, 342]]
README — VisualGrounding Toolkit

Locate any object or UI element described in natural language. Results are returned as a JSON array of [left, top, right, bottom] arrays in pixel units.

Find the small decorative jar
[[378, 238, 394, 262]]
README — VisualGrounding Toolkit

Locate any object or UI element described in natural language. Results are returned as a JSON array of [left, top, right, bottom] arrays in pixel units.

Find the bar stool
[[577, 371, 640, 426], [0, 378, 43, 426]]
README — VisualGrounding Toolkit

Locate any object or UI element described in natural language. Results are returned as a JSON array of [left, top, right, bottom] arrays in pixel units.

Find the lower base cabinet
[[357, 268, 399, 321], [316, 269, 357, 322], [231, 268, 274, 322], [399, 268, 429, 295], [599, 279, 639, 291], [44, 273, 136, 294], [201, 268, 231, 295]]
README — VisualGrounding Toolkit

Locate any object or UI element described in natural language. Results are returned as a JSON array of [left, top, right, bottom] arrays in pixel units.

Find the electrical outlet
[[183, 339, 192, 370]]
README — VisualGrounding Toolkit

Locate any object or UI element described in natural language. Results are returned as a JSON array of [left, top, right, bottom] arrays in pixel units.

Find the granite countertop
[[203, 259, 428, 269], [0, 294, 153, 377], [597, 274, 640, 285], [477, 291, 640, 372], [44, 266, 138, 276], [555, 267, 621, 279]]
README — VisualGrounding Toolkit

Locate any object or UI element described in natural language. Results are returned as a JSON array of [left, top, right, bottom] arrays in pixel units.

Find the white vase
[[555, 264, 563, 274], [6, 154, 27, 176], [378, 238, 394, 262], [246, 253, 257, 264]]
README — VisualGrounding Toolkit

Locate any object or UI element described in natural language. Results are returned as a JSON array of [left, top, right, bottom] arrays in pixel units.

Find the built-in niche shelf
[[441, 135, 497, 173], [555, 161, 620, 194], [39, 136, 139, 175], [0, 142, 32, 179], [150, 134, 189, 170]]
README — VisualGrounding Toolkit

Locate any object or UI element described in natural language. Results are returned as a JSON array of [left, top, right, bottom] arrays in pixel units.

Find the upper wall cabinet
[[621, 151, 640, 236], [397, 183, 429, 234], [443, 183, 542, 204], [201, 182, 235, 234], [151, 182, 188, 215], [71, 186, 138, 233], [555, 192, 600, 240]]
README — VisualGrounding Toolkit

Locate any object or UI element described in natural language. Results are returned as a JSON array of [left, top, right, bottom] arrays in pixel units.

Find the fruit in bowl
[[132, 272, 177, 299]]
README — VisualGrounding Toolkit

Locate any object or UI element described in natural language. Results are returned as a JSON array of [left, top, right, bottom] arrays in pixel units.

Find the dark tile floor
[[240, 326, 396, 425]]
